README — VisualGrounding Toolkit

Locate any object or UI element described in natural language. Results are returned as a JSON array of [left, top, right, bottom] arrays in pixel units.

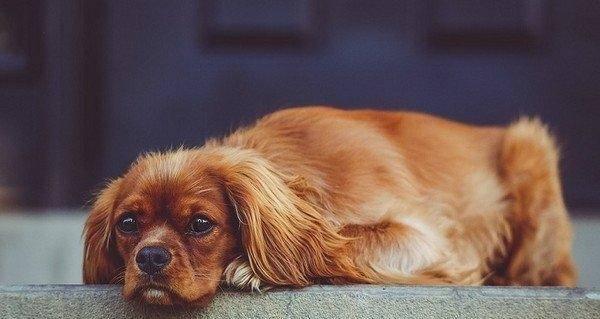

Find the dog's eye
[[188, 216, 214, 235], [117, 213, 138, 233]]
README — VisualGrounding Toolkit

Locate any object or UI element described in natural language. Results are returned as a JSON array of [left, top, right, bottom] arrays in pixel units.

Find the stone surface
[[1, 285, 599, 319]]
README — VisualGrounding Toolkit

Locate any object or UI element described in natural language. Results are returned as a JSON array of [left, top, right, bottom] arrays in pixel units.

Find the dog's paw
[[223, 257, 271, 292]]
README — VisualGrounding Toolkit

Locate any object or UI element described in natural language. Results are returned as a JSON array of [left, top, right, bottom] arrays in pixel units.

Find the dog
[[83, 106, 576, 306]]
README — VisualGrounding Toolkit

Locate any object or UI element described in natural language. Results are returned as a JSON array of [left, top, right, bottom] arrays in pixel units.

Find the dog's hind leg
[[339, 219, 481, 285]]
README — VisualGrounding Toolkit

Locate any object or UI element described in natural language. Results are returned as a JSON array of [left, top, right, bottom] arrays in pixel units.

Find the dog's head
[[83, 147, 362, 306]]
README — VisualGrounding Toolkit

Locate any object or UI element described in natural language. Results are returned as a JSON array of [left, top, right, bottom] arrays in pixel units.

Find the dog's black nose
[[136, 246, 171, 275]]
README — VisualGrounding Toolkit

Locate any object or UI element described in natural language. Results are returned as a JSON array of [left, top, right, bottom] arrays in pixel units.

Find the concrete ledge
[[1, 285, 599, 319]]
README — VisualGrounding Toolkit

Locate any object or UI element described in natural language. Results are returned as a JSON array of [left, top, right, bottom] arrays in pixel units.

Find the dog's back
[[224, 106, 576, 286]]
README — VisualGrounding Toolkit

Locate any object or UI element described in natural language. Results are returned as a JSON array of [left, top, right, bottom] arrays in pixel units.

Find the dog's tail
[[494, 117, 576, 286], [499, 117, 561, 218]]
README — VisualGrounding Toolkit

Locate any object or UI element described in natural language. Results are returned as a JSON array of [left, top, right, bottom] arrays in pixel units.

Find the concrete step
[[1, 285, 599, 319]]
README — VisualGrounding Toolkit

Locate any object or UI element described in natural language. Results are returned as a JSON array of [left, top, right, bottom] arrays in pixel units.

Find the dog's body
[[84, 107, 576, 306]]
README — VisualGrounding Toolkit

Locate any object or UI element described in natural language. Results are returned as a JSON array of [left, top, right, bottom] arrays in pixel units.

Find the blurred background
[[0, 0, 599, 286]]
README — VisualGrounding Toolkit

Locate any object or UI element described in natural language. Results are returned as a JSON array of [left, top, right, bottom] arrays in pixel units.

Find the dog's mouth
[[128, 279, 215, 307], [127, 275, 181, 305], [132, 283, 177, 305], [141, 287, 172, 305]]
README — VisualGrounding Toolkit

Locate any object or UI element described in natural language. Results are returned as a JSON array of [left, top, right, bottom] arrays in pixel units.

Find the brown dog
[[83, 106, 576, 306]]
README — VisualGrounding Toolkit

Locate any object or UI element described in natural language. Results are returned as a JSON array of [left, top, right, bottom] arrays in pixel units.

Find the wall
[[100, 0, 600, 208]]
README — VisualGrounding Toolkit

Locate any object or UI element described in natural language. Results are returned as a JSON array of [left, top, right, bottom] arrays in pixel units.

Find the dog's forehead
[[136, 150, 197, 182], [118, 151, 226, 219], [124, 152, 206, 193]]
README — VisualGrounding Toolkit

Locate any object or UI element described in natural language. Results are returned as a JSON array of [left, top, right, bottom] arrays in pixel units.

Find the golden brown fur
[[83, 106, 576, 306]]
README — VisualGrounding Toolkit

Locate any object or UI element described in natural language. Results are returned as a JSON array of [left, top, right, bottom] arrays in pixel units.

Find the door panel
[[94, 0, 600, 208]]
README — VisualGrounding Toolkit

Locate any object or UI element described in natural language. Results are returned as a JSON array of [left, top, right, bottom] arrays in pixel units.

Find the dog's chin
[[124, 283, 176, 306], [126, 283, 216, 307], [139, 287, 174, 305]]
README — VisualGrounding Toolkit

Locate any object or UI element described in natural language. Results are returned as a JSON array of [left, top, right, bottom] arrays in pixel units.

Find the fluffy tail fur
[[493, 117, 577, 286]]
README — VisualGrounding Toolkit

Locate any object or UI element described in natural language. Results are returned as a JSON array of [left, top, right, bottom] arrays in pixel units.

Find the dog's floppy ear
[[82, 178, 124, 284], [218, 149, 365, 286]]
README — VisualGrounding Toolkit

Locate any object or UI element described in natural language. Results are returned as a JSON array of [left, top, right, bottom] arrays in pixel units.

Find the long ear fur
[[82, 178, 124, 284], [216, 148, 367, 286]]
